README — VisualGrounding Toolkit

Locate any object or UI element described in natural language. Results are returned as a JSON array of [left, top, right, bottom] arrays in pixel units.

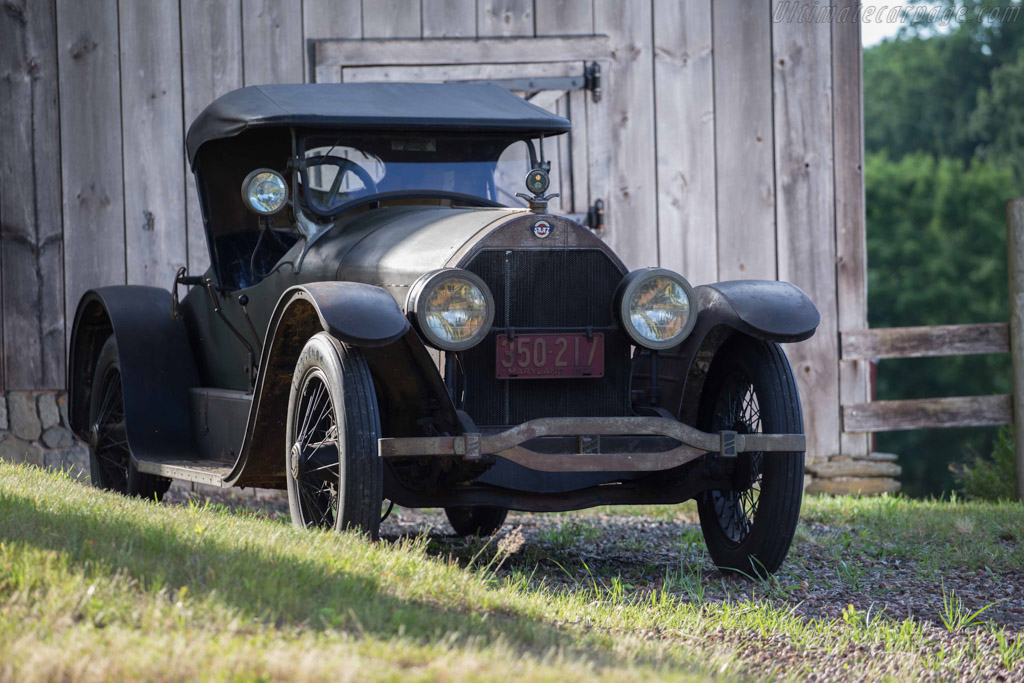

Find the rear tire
[[695, 335, 804, 576], [87, 336, 171, 500], [285, 333, 383, 538], [445, 506, 508, 537]]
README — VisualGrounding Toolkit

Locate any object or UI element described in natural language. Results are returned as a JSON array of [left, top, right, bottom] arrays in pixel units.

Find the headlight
[[241, 168, 288, 215], [615, 268, 697, 349], [407, 269, 494, 351]]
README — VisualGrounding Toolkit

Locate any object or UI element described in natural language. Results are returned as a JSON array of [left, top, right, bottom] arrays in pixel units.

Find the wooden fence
[[839, 199, 1024, 500]]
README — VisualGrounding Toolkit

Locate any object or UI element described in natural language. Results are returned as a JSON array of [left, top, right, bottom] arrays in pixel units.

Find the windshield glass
[[298, 133, 549, 217]]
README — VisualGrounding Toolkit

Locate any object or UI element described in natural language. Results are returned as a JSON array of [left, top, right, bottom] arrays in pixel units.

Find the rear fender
[[225, 283, 460, 488], [634, 280, 819, 424], [67, 287, 201, 461]]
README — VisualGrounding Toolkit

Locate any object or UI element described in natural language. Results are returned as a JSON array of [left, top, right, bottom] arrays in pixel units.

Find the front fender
[[696, 280, 820, 343], [224, 283, 458, 488], [67, 287, 201, 461], [293, 281, 411, 347], [633, 280, 819, 424]]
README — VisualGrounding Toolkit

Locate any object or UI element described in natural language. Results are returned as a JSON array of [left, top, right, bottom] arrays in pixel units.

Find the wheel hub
[[289, 443, 302, 480]]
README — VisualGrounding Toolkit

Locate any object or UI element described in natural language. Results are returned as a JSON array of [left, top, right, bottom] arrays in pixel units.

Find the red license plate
[[496, 333, 604, 379]]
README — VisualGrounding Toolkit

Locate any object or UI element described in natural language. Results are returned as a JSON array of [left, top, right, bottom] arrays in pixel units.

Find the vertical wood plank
[[422, 0, 476, 37], [1006, 199, 1024, 499], [241, 0, 303, 85], [362, 0, 422, 38], [0, 0, 65, 388], [773, 2, 840, 463], [833, 0, 870, 457], [653, 0, 716, 285], [594, 0, 657, 269], [120, 0, 187, 289], [555, 96, 573, 212], [534, 0, 591, 216], [182, 0, 244, 276], [713, 0, 775, 281], [303, 0, 362, 80], [534, 0, 592, 34], [585, 59, 611, 233], [57, 0, 125, 345], [478, 0, 534, 37], [568, 89, 590, 215]]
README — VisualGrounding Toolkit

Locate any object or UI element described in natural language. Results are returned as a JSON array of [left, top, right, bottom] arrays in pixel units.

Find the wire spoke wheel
[[290, 373, 341, 529], [695, 336, 805, 576], [285, 333, 383, 538], [92, 366, 130, 491], [708, 371, 764, 545]]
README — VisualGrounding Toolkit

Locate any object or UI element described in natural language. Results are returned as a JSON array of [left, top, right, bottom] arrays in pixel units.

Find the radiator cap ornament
[[516, 165, 559, 214], [532, 220, 552, 239]]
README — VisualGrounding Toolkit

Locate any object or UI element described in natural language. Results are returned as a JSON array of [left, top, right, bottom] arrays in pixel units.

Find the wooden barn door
[[311, 38, 609, 230]]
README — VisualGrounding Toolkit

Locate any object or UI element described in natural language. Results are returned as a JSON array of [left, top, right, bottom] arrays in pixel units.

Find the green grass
[[585, 493, 1024, 571], [1, 464, 1023, 681]]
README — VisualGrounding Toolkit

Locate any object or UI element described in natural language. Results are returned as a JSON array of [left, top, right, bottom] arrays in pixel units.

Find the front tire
[[285, 333, 383, 538], [696, 335, 804, 576], [87, 336, 171, 500]]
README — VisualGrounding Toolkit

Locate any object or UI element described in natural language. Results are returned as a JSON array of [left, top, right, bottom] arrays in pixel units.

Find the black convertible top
[[186, 82, 571, 165]]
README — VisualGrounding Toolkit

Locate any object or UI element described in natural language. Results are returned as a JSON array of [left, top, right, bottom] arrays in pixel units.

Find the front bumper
[[377, 416, 805, 473]]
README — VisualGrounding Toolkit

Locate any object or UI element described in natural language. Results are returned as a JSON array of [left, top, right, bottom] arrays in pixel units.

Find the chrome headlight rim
[[407, 268, 495, 352], [615, 268, 697, 350], [240, 168, 288, 215]]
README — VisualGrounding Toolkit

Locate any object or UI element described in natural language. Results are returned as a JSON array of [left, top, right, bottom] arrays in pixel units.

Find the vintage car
[[67, 83, 819, 574]]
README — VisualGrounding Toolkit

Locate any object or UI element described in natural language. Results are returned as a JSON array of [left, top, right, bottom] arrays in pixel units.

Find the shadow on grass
[[0, 481, 694, 672], [381, 521, 707, 592]]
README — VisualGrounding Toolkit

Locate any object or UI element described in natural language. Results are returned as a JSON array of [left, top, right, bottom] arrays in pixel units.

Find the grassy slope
[[1, 464, 1022, 681]]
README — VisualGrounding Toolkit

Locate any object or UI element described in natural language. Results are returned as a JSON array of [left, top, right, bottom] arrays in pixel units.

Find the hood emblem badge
[[532, 220, 552, 239]]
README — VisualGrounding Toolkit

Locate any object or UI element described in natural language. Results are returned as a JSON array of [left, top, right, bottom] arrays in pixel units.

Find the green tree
[[970, 49, 1024, 182], [864, 0, 1024, 163]]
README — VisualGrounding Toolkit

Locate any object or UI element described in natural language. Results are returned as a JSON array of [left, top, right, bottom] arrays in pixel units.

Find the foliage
[[864, 0, 1024, 164], [864, 151, 1015, 496], [953, 425, 1018, 500], [970, 49, 1024, 183]]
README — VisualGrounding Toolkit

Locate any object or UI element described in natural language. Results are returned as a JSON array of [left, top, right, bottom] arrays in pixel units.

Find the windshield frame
[[293, 130, 541, 219]]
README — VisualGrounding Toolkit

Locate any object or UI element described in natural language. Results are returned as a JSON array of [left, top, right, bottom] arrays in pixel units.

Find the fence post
[[1007, 199, 1024, 501]]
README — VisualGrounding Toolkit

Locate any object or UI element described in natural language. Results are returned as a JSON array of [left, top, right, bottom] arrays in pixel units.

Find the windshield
[[297, 133, 550, 217]]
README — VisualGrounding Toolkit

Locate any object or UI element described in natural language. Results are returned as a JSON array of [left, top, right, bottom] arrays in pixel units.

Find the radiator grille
[[460, 248, 629, 426]]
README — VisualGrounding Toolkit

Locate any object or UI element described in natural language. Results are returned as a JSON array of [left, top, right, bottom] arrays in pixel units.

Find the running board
[[134, 458, 233, 487]]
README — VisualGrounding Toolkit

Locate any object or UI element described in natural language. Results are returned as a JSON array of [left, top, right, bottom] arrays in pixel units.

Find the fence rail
[[841, 323, 1010, 361]]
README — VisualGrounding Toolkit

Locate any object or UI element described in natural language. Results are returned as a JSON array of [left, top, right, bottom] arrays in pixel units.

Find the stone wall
[[0, 390, 90, 478], [0, 389, 901, 497], [805, 452, 902, 495]]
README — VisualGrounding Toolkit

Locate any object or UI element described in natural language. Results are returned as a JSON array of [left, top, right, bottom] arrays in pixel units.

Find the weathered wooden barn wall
[[0, 0, 870, 471]]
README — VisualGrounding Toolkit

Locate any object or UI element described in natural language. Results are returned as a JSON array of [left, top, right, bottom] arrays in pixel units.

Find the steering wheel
[[310, 155, 379, 208]]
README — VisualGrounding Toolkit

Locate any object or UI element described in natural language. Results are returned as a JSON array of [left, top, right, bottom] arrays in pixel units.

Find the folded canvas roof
[[186, 82, 571, 166]]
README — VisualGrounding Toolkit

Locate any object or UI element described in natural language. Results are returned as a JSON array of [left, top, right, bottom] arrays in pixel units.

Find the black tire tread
[[696, 335, 804, 576], [286, 333, 383, 538]]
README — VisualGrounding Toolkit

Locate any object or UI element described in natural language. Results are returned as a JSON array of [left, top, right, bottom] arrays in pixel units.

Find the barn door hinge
[[585, 62, 602, 103], [586, 198, 605, 232]]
